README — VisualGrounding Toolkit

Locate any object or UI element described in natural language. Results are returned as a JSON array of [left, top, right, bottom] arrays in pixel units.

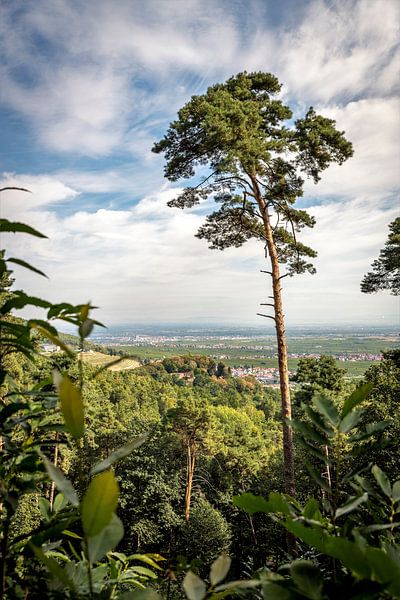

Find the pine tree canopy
[[361, 217, 400, 295], [153, 71, 353, 276]]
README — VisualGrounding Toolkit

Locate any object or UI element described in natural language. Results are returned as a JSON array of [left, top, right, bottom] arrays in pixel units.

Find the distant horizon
[[58, 321, 399, 337]]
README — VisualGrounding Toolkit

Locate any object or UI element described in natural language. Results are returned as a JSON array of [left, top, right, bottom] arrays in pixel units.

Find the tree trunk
[[184, 444, 196, 524], [48, 436, 59, 511], [251, 176, 296, 498]]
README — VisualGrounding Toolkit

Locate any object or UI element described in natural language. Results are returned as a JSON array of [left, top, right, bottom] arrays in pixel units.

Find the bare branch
[[257, 313, 276, 321]]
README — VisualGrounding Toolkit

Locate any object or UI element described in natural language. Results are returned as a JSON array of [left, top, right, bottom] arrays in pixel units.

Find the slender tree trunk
[[251, 176, 296, 499], [48, 436, 59, 511], [184, 444, 196, 524]]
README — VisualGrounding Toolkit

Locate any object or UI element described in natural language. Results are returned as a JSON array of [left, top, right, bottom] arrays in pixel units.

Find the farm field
[[105, 334, 398, 377], [80, 351, 140, 371]]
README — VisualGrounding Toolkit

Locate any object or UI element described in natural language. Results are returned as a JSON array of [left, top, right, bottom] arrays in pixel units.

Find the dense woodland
[[1, 72, 400, 599]]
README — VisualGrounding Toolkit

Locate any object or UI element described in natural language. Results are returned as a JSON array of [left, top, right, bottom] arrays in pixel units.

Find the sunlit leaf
[[41, 455, 79, 506], [183, 571, 207, 600], [81, 470, 119, 537], [58, 376, 84, 439], [87, 513, 124, 563], [90, 433, 149, 475], [210, 555, 231, 586]]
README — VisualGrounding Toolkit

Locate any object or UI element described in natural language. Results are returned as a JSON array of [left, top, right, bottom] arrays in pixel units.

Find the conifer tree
[[153, 72, 353, 496]]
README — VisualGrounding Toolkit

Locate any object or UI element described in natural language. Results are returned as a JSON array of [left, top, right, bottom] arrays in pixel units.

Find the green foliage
[[153, 71, 352, 275], [361, 217, 400, 295]]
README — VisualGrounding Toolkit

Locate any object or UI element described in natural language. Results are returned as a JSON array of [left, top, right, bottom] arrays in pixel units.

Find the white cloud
[[0, 0, 399, 325]]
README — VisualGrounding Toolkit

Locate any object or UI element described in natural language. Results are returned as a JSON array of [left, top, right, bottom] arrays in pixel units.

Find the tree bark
[[184, 444, 196, 524], [251, 175, 296, 499]]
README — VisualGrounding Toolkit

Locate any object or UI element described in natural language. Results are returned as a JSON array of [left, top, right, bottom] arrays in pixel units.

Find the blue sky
[[1, 0, 399, 326]]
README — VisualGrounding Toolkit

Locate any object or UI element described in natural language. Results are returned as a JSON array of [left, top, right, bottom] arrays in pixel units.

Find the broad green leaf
[[210, 555, 231, 586], [38, 497, 51, 521], [183, 571, 207, 600], [303, 404, 335, 437], [118, 591, 162, 599], [349, 420, 389, 442], [341, 383, 373, 418], [1, 291, 51, 314], [7, 257, 48, 277], [0, 218, 47, 238], [365, 546, 400, 596], [313, 394, 339, 427], [128, 554, 164, 570], [58, 375, 84, 439], [127, 565, 158, 578], [260, 582, 291, 599], [41, 455, 79, 506], [233, 493, 270, 515], [296, 437, 329, 463], [81, 470, 119, 537], [79, 318, 95, 339], [267, 492, 294, 515], [290, 419, 327, 444], [335, 493, 368, 519], [290, 560, 323, 600], [372, 465, 392, 498], [303, 498, 320, 520], [91, 433, 149, 475], [214, 579, 260, 592], [393, 480, 400, 502], [339, 408, 364, 433], [87, 513, 124, 563], [53, 493, 68, 513], [31, 545, 76, 591]]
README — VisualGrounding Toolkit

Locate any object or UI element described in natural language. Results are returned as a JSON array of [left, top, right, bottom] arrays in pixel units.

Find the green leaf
[[392, 480, 400, 502], [91, 433, 149, 475], [87, 513, 124, 563], [233, 493, 270, 515], [365, 546, 400, 596], [210, 555, 231, 586], [31, 545, 76, 591], [339, 408, 364, 434], [335, 493, 368, 519], [53, 493, 68, 513], [313, 394, 339, 427], [290, 419, 327, 444], [38, 497, 51, 521], [349, 420, 389, 442], [260, 582, 291, 599], [290, 560, 323, 600], [372, 465, 392, 498], [81, 470, 119, 537], [7, 257, 48, 278], [341, 383, 373, 418], [183, 571, 207, 600], [303, 498, 320, 520], [58, 375, 84, 439], [0, 218, 47, 238], [79, 318, 95, 339], [303, 405, 334, 437], [118, 591, 162, 599], [41, 455, 79, 506]]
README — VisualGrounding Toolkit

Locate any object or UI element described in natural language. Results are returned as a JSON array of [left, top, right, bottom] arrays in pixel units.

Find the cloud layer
[[0, 0, 399, 326]]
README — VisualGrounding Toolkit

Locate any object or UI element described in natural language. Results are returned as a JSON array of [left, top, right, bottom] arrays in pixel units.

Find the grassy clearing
[[80, 352, 140, 371]]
